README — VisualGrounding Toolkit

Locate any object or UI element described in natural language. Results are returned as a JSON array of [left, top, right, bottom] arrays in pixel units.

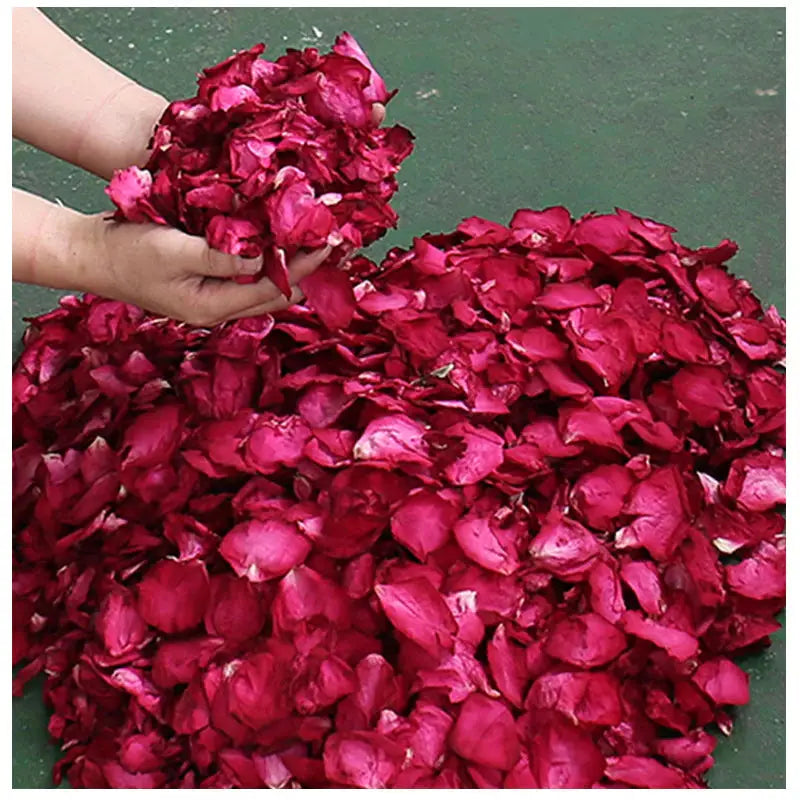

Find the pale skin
[[12, 9, 385, 326]]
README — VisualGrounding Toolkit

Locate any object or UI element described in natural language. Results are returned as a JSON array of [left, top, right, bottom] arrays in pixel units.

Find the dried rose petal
[[529, 515, 604, 580], [527, 670, 623, 726], [13, 197, 784, 788], [136, 560, 209, 634], [245, 414, 311, 474], [544, 613, 628, 668], [390, 489, 459, 560], [204, 573, 266, 640], [605, 755, 690, 788], [223, 651, 293, 730], [449, 693, 520, 771], [122, 404, 184, 468], [571, 465, 634, 531], [725, 541, 785, 600], [152, 636, 224, 688], [323, 731, 405, 788], [219, 519, 311, 582], [96, 588, 148, 658], [723, 452, 786, 512], [654, 730, 717, 773], [375, 578, 457, 655], [487, 624, 528, 708], [527, 711, 606, 788], [621, 611, 699, 661], [442, 422, 505, 485], [620, 560, 666, 616], [453, 510, 522, 575], [616, 467, 690, 560], [300, 265, 357, 330], [692, 657, 750, 706], [353, 413, 431, 466]]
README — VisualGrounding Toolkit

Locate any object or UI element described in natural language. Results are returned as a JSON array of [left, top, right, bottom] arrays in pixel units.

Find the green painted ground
[[13, 7, 784, 788]]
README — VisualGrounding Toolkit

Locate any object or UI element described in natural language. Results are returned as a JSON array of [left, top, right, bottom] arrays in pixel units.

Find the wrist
[[63, 212, 114, 297], [26, 204, 108, 296], [112, 86, 168, 170], [75, 85, 168, 180], [13, 190, 89, 293]]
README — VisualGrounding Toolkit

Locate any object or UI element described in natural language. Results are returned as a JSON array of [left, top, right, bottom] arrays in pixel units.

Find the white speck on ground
[[165, 28, 173, 34], [300, 27, 324, 44], [416, 88, 440, 100], [680, 110, 688, 117], [754, 87, 779, 96], [128, 42, 135, 49]]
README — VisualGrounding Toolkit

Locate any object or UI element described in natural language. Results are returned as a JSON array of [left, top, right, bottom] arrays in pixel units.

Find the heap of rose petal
[[13, 203, 785, 788], [106, 34, 414, 302]]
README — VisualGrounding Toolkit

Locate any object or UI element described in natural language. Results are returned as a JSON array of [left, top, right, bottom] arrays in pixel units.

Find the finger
[[227, 285, 306, 321], [287, 245, 332, 283], [371, 103, 386, 126], [225, 244, 334, 322], [201, 247, 263, 278], [191, 275, 283, 325], [334, 244, 360, 267], [184, 245, 330, 326], [173, 229, 264, 278]]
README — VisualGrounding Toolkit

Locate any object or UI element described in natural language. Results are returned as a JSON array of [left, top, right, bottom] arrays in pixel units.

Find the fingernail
[[237, 256, 263, 275]]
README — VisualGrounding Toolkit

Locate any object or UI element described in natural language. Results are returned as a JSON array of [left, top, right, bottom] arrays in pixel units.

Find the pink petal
[[449, 693, 520, 771], [544, 613, 628, 668], [219, 519, 311, 581], [375, 578, 457, 656], [692, 657, 750, 706]]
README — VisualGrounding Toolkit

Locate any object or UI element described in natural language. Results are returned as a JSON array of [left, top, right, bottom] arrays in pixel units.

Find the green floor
[[12, 7, 785, 789]]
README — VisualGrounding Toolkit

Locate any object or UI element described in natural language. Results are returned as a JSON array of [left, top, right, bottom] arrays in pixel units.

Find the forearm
[[13, 188, 100, 294], [12, 8, 167, 180]]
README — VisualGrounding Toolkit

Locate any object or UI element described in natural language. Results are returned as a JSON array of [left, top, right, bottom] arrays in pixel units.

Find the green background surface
[[13, 6, 785, 789]]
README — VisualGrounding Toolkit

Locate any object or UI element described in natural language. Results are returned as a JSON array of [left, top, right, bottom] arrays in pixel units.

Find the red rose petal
[[15, 177, 784, 788]]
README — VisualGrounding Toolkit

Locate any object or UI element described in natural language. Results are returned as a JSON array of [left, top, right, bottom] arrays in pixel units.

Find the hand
[[78, 214, 331, 326]]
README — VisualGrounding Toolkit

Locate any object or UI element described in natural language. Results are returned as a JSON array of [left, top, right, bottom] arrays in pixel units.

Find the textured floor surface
[[12, 7, 785, 789]]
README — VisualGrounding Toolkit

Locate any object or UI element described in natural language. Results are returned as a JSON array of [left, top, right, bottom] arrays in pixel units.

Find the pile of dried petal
[[13, 204, 785, 788], [106, 35, 413, 306]]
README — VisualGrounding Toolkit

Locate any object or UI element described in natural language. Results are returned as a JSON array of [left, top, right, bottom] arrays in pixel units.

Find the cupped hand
[[64, 102, 386, 325], [79, 214, 331, 327]]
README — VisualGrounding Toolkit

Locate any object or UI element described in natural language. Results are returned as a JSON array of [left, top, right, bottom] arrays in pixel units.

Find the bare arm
[[12, 8, 167, 180]]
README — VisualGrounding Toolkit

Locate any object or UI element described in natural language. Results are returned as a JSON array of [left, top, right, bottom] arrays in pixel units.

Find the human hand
[[75, 213, 332, 326], [78, 102, 384, 325]]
